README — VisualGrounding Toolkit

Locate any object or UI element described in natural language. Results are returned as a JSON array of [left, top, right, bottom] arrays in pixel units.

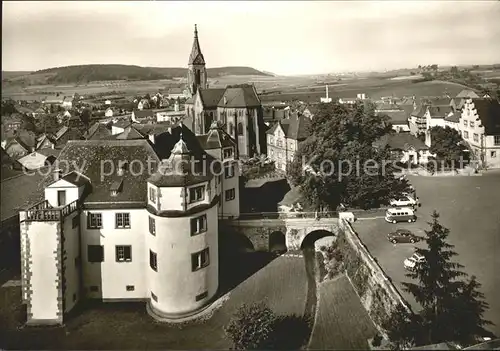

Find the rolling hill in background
[[1, 64, 271, 86]]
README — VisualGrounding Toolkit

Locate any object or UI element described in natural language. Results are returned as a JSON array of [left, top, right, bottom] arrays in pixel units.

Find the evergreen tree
[[389, 211, 492, 346]]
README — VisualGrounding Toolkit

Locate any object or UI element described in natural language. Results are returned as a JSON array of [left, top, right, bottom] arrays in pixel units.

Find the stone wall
[[336, 218, 412, 336], [219, 221, 287, 252]]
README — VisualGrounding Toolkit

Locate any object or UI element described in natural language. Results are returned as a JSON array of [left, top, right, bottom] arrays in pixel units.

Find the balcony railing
[[24, 200, 79, 222]]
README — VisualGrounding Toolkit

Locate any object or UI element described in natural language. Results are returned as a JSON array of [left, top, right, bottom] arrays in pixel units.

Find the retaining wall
[[336, 218, 412, 336]]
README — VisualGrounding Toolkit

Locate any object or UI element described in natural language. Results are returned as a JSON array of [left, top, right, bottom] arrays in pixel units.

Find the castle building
[[184, 25, 266, 158], [19, 122, 240, 325]]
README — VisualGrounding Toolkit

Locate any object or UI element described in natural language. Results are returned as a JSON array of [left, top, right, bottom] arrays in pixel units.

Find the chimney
[[53, 169, 62, 182], [223, 96, 227, 105], [174, 100, 179, 112]]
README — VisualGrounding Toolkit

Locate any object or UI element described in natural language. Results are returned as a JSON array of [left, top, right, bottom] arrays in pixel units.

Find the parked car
[[404, 252, 425, 270], [385, 207, 417, 223], [390, 195, 419, 208], [387, 229, 419, 244]]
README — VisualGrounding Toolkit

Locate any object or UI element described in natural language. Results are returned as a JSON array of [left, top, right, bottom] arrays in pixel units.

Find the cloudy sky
[[2, 1, 500, 75]]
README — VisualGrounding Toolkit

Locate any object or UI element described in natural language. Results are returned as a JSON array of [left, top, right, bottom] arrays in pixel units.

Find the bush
[[224, 303, 277, 350], [372, 333, 383, 347]]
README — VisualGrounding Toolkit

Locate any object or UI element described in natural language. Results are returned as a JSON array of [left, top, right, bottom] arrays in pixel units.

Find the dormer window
[[189, 185, 205, 204], [223, 148, 233, 159], [110, 180, 123, 197]]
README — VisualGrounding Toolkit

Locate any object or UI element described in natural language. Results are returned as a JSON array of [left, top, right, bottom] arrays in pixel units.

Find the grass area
[[308, 274, 378, 350], [0, 255, 308, 349]]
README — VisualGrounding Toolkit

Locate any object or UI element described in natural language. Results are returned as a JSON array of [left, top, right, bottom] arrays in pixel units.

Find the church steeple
[[188, 24, 205, 66], [187, 24, 208, 96]]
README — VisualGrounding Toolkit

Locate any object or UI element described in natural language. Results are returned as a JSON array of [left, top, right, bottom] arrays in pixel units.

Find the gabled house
[[83, 122, 112, 140], [52, 125, 84, 148], [409, 104, 429, 136], [111, 119, 133, 135], [131, 109, 155, 124], [426, 105, 455, 129], [459, 98, 500, 169], [105, 108, 114, 118], [62, 96, 73, 109], [3, 133, 36, 159], [137, 99, 150, 111], [35, 133, 56, 150], [373, 132, 434, 165], [266, 112, 312, 172], [17, 150, 57, 171]]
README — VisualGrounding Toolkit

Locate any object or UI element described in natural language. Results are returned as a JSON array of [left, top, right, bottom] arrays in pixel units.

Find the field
[[308, 274, 377, 349], [0, 255, 308, 349]]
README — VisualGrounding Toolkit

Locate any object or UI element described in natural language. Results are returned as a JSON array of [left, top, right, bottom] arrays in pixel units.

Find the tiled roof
[[373, 132, 428, 151], [428, 105, 453, 118], [375, 103, 401, 111], [473, 98, 500, 135], [1, 171, 45, 222], [29, 140, 162, 206], [36, 148, 61, 158], [199, 88, 226, 109], [147, 124, 221, 187], [185, 97, 194, 105], [133, 122, 178, 136], [0, 148, 24, 180], [424, 97, 451, 107], [83, 122, 112, 140], [444, 111, 460, 123], [266, 113, 311, 140], [217, 85, 261, 108], [196, 122, 236, 150], [456, 89, 480, 99], [133, 109, 155, 118], [59, 171, 90, 187], [112, 126, 147, 140], [411, 104, 429, 118], [113, 119, 133, 129], [378, 110, 408, 124]]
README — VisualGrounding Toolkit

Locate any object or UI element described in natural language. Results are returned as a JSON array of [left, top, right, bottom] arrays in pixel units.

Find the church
[[183, 25, 267, 158]]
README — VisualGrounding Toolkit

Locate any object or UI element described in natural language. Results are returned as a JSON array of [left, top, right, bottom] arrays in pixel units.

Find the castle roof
[[196, 121, 237, 150], [188, 24, 205, 65], [198, 88, 226, 109]]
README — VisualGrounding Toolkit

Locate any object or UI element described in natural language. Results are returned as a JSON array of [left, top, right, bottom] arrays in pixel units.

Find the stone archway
[[300, 229, 336, 250], [269, 231, 287, 254]]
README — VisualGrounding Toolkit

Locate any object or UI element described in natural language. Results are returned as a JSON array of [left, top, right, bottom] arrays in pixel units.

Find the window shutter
[[125, 246, 131, 258]]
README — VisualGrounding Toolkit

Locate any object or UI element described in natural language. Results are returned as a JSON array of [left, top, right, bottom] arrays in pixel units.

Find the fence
[[237, 210, 339, 220]]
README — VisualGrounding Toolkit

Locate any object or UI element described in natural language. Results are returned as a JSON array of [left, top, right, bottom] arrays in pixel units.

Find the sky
[[2, 1, 500, 76]]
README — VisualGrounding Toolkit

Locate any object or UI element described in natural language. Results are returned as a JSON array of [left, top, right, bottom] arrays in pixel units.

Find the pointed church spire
[[188, 24, 205, 65]]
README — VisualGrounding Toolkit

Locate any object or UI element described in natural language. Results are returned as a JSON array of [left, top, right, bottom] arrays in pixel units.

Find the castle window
[[126, 285, 135, 291], [88, 245, 104, 263], [470, 121, 474, 128], [72, 215, 79, 228], [228, 122, 234, 135], [196, 291, 208, 301], [189, 185, 205, 203], [191, 214, 207, 236], [149, 216, 156, 235], [224, 163, 235, 179], [115, 213, 130, 229], [191, 248, 210, 271], [473, 133, 479, 142], [237, 123, 244, 135], [115, 245, 132, 262], [223, 147, 233, 159], [149, 187, 157, 204], [494, 135, 500, 145], [225, 188, 236, 201], [88, 213, 102, 229], [150, 250, 158, 271]]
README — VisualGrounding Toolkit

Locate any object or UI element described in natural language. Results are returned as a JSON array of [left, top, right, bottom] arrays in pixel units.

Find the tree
[[37, 113, 59, 133], [288, 101, 410, 210], [1, 99, 17, 116], [383, 304, 422, 350], [428, 126, 467, 167], [80, 108, 91, 128], [388, 211, 492, 346], [225, 303, 277, 350]]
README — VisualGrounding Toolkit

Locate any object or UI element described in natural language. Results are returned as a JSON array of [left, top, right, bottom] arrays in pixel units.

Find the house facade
[[459, 98, 500, 169], [266, 113, 311, 172], [19, 123, 241, 325], [373, 132, 434, 165]]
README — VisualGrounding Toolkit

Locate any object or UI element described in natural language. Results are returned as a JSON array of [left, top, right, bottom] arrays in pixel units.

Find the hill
[[2, 65, 271, 86]]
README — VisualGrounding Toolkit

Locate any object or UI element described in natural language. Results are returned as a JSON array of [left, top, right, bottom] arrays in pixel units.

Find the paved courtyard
[[353, 171, 500, 337]]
